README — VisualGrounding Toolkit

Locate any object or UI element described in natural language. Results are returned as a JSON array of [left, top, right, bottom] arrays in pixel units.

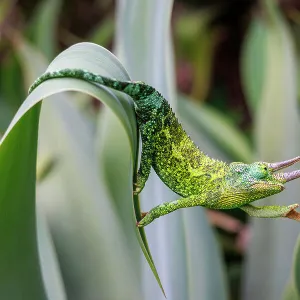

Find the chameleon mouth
[[274, 170, 300, 183], [251, 182, 285, 191]]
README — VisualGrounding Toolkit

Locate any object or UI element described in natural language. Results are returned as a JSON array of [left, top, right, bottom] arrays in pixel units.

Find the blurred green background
[[0, 0, 300, 299]]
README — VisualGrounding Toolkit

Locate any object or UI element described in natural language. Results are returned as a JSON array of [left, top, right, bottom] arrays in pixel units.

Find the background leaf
[[242, 2, 300, 300]]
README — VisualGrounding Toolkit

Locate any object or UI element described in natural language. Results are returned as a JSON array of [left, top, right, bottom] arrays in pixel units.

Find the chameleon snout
[[267, 156, 300, 183]]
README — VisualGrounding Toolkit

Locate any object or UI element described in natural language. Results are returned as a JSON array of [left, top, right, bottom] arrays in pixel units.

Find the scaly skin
[[29, 68, 300, 227]]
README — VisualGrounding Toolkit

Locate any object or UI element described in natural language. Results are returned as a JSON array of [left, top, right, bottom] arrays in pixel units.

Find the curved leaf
[[293, 235, 300, 296], [16, 39, 142, 299], [0, 42, 162, 297], [0, 102, 47, 299]]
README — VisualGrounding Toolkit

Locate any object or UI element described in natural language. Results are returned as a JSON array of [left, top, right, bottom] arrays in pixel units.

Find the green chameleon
[[29, 68, 300, 227]]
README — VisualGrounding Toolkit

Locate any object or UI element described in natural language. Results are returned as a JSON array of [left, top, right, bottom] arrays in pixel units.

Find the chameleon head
[[227, 156, 300, 201]]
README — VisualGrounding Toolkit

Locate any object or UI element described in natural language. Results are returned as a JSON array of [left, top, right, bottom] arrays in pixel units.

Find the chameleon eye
[[256, 165, 268, 179]]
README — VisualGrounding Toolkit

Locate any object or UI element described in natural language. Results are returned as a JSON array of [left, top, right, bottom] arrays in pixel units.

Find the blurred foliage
[[0, 0, 299, 299]]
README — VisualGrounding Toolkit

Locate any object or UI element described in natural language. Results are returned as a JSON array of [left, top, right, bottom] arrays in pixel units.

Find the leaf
[[0, 101, 47, 299], [16, 40, 163, 298], [37, 94, 142, 300], [174, 10, 218, 101], [89, 17, 114, 47], [241, 15, 267, 113], [14, 40, 160, 298], [283, 235, 300, 300], [295, 236, 300, 296], [27, 0, 62, 59], [36, 207, 67, 300]]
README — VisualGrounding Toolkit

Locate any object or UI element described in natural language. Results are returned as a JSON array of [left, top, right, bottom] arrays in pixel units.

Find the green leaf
[[36, 208, 67, 300], [295, 236, 300, 296], [0, 101, 47, 299], [10, 41, 161, 298], [27, 0, 62, 59], [174, 10, 217, 101], [89, 17, 114, 47], [283, 235, 300, 300], [241, 15, 267, 113]]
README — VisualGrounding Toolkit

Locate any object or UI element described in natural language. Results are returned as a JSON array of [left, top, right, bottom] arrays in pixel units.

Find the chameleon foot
[[284, 204, 300, 221], [141, 212, 148, 218], [136, 212, 149, 227]]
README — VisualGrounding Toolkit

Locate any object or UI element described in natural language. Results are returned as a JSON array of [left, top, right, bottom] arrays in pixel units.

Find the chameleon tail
[[28, 68, 152, 100]]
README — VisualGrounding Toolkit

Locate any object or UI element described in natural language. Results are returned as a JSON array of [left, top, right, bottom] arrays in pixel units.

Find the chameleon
[[28, 68, 300, 227]]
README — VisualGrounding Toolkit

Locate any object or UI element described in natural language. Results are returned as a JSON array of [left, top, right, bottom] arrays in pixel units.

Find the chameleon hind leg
[[240, 203, 300, 221], [134, 144, 152, 194], [137, 195, 206, 227], [133, 123, 155, 195]]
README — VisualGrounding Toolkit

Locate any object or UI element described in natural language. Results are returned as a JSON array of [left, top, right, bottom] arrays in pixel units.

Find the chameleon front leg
[[240, 203, 300, 221], [137, 194, 206, 227]]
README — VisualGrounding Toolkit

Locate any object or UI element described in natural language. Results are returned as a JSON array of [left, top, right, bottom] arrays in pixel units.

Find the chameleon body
[[29, 69, 300, 227]]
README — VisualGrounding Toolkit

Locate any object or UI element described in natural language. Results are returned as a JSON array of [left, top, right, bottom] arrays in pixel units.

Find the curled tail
[[28, 68, 153, 100]]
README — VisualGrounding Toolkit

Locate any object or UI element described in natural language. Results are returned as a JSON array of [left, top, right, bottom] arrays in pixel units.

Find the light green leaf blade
[[283, 235, 300, 300], [38, 95, 141, 300], [0, 101, 47, 299], [292, 235, 300, 298], [36, 207, 67, 300], [295, 236, 300, 296], [96, 105, 140, 253]]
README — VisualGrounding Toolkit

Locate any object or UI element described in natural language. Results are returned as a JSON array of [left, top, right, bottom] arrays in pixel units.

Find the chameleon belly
[[140, 103, 228, 198]]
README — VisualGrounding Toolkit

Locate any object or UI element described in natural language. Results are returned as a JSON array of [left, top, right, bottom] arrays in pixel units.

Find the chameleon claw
[[285, 204, 300, 221], [136, 220, 144, 228], [141, 212, 148, 218], [136, 212, 148, 227]]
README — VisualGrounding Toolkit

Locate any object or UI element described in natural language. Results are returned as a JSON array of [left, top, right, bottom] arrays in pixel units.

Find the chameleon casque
[[29, 69, 300, 227]]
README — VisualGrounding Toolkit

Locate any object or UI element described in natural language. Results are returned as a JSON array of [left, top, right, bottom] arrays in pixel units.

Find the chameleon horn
[[268, 156, 300, 172], [274, 170, 300, 182]]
